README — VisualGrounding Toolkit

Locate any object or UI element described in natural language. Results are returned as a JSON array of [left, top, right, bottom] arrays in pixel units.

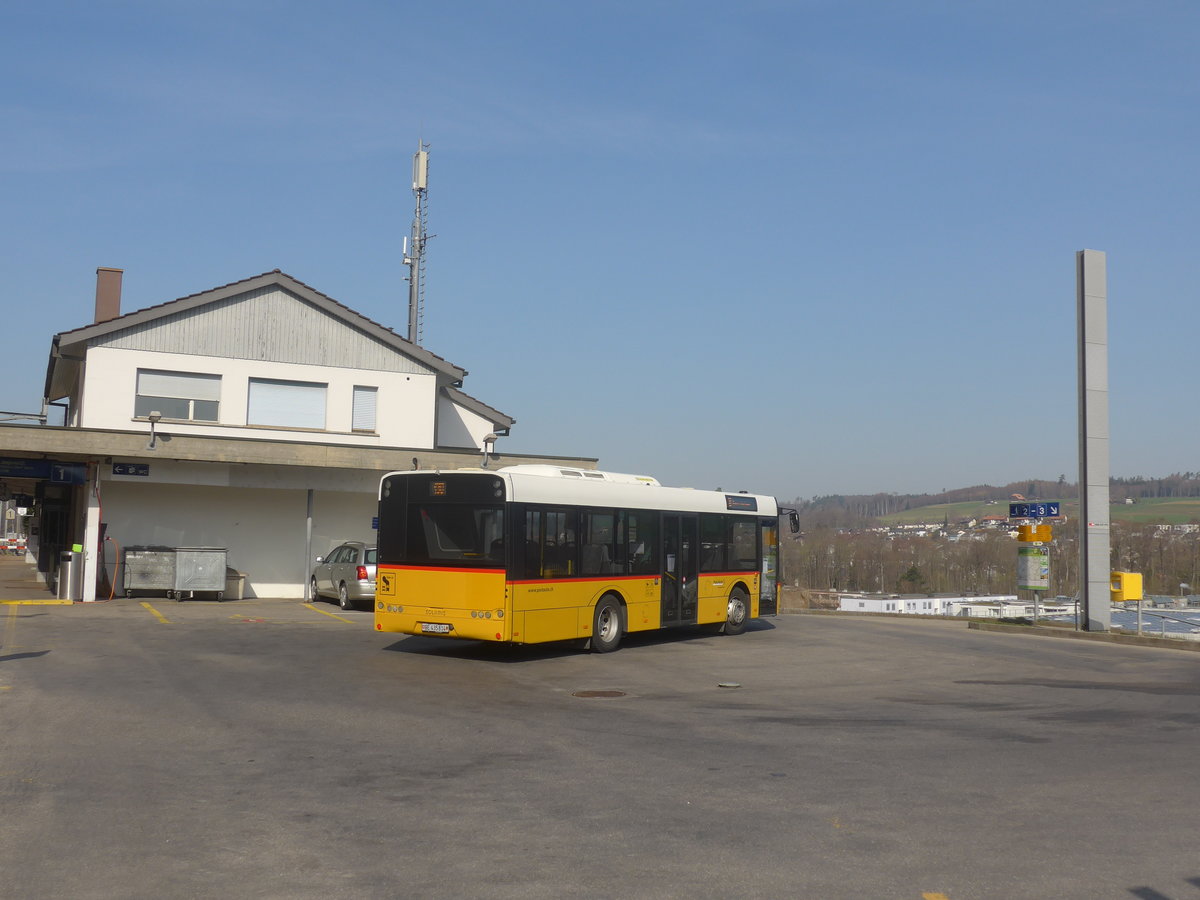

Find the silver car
[[310, 542, 377, 610]]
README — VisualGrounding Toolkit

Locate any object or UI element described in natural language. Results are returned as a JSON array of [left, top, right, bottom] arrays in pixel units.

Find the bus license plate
[[421, 622, 452, 634]]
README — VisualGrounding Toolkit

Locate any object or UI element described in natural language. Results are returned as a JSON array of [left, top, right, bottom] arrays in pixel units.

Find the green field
[[879, 497, 1200, 527]]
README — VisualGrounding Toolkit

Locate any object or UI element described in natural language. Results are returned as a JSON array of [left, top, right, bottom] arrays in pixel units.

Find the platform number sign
[[1009, 501, 1060, 519]]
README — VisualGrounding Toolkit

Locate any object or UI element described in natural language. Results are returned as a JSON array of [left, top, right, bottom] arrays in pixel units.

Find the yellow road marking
[[303, 602, 356, 624], [0, 599, 73, 605], [923, 893, 950, 899], [140, 602, 172, 624]]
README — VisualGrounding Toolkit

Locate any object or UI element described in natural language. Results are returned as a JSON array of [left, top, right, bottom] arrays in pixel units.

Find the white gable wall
[[79, 347, 439, 448], [437, 393, 501, 450]]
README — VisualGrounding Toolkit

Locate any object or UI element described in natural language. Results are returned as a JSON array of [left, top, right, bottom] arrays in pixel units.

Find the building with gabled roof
[[2, 267, 595, 600]]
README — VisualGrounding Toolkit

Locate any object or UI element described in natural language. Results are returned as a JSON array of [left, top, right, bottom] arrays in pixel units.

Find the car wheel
[[338, 583, 352, 610], [310, 577, 321, 602]]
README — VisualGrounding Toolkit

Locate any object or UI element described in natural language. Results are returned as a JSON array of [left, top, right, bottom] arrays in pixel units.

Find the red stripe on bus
[[379, 565, 506, 575], [378, 568, 754, 581], [508, 574, 656, 586]]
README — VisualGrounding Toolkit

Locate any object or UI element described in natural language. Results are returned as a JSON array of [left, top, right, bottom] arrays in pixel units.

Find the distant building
[[834, 593, 1079, 618]]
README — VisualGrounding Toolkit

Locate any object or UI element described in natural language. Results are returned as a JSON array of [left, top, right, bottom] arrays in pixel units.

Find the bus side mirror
[[788, 511, 800, 534]]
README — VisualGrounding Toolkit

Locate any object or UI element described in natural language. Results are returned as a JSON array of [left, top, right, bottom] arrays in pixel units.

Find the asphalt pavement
[[3, 581, 1200, 900]]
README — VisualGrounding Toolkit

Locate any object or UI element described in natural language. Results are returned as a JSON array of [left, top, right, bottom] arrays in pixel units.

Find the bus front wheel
[[591, 595, 623, 653], [723, 588, 749, 635]]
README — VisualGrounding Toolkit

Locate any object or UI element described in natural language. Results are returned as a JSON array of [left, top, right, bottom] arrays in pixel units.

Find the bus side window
[[626, 511, 659, 575], [731, 520, 758, 570], [524, 507, 579, 578], [523, 510, 544, 578], [581, 510, 616, 575]]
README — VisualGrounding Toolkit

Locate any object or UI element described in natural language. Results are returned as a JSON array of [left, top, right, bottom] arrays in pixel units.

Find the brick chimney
[[94, 267, 123, 323]]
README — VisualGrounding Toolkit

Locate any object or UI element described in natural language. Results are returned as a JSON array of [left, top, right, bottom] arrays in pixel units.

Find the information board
[[1017, 545, 1050, 591]]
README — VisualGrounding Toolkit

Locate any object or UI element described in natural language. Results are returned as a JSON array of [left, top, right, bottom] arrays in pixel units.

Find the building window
[[247, 378, 326, 429], [352, 386, 377, 433], [135, 369, 220, 422]]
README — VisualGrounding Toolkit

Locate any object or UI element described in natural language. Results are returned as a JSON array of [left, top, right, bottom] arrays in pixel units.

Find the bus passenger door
[[661, 514, 698, 626], [759, 518, 779, 616]]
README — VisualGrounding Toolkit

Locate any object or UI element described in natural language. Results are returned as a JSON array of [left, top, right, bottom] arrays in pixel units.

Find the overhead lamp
[[147, 410, 162, 450], [480, 433, 499, 468]]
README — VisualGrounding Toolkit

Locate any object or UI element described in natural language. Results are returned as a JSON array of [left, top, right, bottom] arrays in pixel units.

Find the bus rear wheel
[[591, 595, 623, 653], [723, 587, 749, 635]]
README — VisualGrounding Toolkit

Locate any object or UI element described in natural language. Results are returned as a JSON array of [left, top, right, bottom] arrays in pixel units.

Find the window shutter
[[247, 379, 326, 429], [352, 386, 377, 432], [137, 370, 221, 400]]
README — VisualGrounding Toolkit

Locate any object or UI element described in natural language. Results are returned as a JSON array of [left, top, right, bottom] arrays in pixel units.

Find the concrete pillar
[[81, 464, 102, 602], [1077, 249, 1110, 631]]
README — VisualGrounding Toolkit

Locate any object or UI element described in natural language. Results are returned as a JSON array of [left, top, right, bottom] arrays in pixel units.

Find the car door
[[318, 546, 345, 595], [330, 545, 355, 593]]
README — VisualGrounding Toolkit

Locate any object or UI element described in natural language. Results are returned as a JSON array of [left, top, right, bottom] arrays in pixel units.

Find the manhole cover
[[572, 690, 627, 699]]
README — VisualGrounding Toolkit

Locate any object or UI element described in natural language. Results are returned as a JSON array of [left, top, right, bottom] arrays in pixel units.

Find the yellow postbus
[[374, 465, 797, 652]]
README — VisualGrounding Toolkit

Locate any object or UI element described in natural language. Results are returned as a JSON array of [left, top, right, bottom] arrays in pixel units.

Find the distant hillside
[[878, 497, 1200, 527], [789, 473, 1200, 529]]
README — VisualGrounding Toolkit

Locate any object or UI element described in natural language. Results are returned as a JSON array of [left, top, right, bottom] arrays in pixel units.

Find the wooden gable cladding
[[89, 285, 438, 376]]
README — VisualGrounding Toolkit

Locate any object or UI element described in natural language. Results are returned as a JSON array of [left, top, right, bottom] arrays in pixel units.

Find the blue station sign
[[0, 457, 87, 484], [112, 463, 150, 477], [1009, 501, 1061, 519]]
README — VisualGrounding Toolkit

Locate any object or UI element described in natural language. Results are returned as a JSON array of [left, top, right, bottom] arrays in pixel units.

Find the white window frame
[[135, 369, 221, 423]]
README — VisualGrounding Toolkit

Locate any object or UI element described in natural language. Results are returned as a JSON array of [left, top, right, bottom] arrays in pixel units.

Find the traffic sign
[[1009, 501, 1060, 519]]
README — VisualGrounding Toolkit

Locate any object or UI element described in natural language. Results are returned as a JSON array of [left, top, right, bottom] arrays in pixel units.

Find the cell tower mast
[[405, 142, 431, 344]]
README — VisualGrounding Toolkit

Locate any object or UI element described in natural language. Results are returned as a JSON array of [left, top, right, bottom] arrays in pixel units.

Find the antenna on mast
[[404, 142, 432, 344]]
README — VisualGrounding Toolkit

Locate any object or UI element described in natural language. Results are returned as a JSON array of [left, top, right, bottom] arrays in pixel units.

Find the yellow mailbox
[[1110, 571, 1144, 603]]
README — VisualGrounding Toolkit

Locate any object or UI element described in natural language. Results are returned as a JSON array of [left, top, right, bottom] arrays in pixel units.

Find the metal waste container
[[123, 546, 176, 598], [56, 550, 83, 600], [122, 546, 228, 600], [174, 548, 227, 600]]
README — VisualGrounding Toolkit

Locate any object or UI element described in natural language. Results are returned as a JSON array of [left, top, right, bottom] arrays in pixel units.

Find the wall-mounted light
[[147, 410, 162, 450], [480, 433, 499, 468]]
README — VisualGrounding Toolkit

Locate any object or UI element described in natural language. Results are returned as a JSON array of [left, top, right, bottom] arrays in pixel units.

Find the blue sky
[[3, 1, 1198, 500]]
